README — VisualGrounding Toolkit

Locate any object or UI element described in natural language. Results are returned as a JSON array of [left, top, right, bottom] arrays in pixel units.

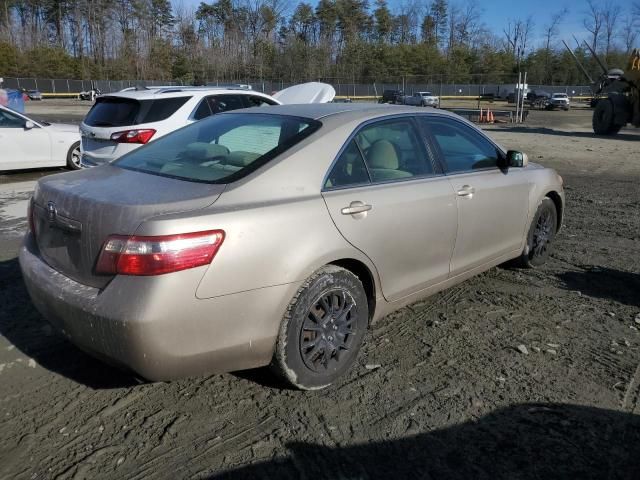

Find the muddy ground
[[1, 103, 639, 479]]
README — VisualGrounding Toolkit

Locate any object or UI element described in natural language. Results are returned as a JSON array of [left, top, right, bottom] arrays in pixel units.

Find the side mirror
[[24, 120, 35, 130], [505, 150, 528, 168]]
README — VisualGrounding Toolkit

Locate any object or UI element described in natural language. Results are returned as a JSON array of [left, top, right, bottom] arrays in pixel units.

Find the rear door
[[322, 116, 458, 302], [418, 116, 530, 275]]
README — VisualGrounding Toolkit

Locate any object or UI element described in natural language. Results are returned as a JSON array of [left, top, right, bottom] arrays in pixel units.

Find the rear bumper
[[19, 233, 298, 381], [80, 142, 138, 167]]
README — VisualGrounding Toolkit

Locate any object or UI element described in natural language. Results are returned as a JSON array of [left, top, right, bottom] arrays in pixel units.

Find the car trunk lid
[[32, 165, 224, 289]]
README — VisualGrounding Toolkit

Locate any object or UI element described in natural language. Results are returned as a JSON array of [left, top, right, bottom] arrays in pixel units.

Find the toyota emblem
[[47, 201, 57, 223]]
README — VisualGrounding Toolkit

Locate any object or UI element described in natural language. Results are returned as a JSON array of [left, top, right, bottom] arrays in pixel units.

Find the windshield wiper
[[91, 121, 115, 127]]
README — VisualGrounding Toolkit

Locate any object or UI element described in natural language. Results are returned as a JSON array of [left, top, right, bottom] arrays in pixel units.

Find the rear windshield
[[115, 113, 320, 183], [84, 96, 190, 127]]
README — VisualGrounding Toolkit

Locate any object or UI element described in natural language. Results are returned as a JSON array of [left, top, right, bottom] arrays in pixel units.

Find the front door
[[322, 117, 458, 302], [418, 116, 530, 275], [0, 109, 51, 170]]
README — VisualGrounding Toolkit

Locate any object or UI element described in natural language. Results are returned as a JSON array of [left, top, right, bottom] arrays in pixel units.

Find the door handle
[[341, 201, 372, 215], [456, 185, 475, 197]]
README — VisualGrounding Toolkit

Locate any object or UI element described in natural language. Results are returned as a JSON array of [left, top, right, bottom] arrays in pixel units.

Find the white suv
[[79, 87, 285, 167]]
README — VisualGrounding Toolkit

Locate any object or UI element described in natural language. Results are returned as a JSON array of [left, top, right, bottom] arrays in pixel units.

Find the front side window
[[115, 113, 319, 183], [419, 117, 500, 173], [354, 119, 433, 182], [0, 109, 26, 128]]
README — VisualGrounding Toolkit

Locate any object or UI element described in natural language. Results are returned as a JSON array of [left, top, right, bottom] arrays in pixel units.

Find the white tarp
[[273, 82, 335, 104]]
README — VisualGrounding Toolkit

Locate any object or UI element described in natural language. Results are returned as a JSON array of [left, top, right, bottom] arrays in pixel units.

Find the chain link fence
[[0, 76, 592, 98]]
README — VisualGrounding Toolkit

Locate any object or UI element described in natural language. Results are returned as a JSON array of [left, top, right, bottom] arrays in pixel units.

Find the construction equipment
[[563, 40, 640, 135]]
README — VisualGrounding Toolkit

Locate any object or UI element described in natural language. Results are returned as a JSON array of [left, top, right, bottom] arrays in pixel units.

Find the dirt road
[[1, 107, 639, 479]]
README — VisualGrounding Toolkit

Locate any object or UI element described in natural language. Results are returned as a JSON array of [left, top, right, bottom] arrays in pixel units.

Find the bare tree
[[619, 16, 639, 53], [583, 0, 603, 52], [456, 0, 482, 48], [543, 8, 567, 52], [602, 0, 621, 57], [503, 16, 534, 62]]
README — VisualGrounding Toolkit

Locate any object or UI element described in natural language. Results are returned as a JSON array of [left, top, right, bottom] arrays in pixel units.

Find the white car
[[79, 83, 335, 167], [0, 105, 81, 171], [402, 91, 439, 107]]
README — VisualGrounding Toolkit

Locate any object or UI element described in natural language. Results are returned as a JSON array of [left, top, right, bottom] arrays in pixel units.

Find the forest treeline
[[0, 0, 638, 84]]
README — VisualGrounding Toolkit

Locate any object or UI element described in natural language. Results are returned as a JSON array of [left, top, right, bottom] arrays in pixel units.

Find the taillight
[[110, 129, 156, 144], [96, 230, 225, 276]]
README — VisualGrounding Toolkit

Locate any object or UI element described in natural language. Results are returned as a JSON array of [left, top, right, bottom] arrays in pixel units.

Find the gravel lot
[[1, 100, 639, 479]]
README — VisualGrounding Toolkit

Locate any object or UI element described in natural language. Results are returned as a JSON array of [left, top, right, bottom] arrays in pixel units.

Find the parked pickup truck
[[548, 93, 570, 111], [401, 91, 439, 107]]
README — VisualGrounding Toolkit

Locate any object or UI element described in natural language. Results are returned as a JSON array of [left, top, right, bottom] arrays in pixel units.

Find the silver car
[[19, 104, 564, 389]]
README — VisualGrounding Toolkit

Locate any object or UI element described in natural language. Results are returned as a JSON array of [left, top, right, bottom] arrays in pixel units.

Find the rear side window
[[209, 95, 246, 113], [115, 113, 320, 183], [324, 140, 370, 189], [193, 99, 212, 120], [84, 97, 139, 127], [247, 96, 278, 107], [193, 95, 254, 121], [139, 97, 190, 123], [354, 119, 433, 182]]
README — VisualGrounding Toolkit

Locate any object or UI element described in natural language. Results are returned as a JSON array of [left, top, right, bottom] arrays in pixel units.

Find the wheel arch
[[545, 190, 563, 232], [328, 258, 377, 323]]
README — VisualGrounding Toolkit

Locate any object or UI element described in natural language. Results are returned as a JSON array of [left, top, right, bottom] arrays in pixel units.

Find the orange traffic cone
[[488, 109, 494, 123], [479, 107, 484, 123]]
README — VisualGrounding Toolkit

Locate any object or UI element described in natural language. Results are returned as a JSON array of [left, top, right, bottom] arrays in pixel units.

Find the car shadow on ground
[[0, 257, 138, 389], [209, 403, 640, 480], [556, 267, 640, 308], [489, 126, 640, 141]]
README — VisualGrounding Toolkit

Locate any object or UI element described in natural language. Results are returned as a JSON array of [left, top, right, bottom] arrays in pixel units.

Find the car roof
[[225, 103, 456, 121], [103, 87, 270, 100]]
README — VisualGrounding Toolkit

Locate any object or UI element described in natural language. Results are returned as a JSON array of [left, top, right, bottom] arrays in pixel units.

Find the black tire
[[592, 99, 621, 135], [66, 141, 81, 170], [516, 198, 557, 268], [272, 265, 368, 390]]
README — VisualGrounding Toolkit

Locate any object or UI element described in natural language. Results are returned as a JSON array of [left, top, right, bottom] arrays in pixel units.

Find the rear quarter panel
[[135, 123, 383, 300]]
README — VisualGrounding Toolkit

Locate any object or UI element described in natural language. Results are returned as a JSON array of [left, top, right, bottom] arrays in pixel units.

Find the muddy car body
[[20, 104, 564, 389]]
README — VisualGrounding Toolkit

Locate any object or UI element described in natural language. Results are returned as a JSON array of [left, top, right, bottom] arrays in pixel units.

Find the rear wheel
[[66, 141, 81, 170], [516, 198, 557, 268], [272, 265, 368, 390], [592, 99, 621, 135]]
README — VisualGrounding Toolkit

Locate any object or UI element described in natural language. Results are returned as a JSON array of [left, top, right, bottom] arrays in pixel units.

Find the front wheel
[[66, 141, 81, 170], [271, 265, 368, 390], [592, 98, 621, 135], [516, 198, 557, 268]]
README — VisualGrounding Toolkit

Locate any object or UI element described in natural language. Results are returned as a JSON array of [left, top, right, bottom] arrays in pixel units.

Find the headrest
[[367, 140, 399, 169], [184, 143, 229, 161], [225, 151, 261, 167]]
